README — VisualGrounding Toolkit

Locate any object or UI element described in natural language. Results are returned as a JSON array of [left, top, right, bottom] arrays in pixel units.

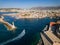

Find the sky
[[0, 0, 60, 8]]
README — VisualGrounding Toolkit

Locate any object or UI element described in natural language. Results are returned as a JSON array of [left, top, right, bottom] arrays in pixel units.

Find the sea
[[0, 12, 56, 45]]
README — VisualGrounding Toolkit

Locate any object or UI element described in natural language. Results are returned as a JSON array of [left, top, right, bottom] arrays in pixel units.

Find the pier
[[38, 25, 60, 45], [0, 16, 17, 31]]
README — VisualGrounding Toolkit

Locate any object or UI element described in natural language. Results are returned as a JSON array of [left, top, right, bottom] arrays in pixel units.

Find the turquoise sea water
[[0, 12, 55, 45]]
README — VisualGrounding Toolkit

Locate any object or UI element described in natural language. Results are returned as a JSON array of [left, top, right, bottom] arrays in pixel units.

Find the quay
[[38, 22, 60, 45]]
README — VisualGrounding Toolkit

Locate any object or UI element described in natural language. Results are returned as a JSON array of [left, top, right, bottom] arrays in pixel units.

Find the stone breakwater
[[0, 17, 17, 31]]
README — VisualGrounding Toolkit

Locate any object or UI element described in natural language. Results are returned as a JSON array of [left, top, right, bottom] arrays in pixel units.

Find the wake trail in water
[[0, 29, 25, 45]]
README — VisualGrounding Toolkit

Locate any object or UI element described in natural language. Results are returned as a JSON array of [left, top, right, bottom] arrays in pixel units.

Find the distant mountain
[[30, 6, 60, 10]]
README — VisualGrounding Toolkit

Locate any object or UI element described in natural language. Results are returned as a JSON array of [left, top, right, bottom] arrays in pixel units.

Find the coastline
[[0, 9, 60, 19]]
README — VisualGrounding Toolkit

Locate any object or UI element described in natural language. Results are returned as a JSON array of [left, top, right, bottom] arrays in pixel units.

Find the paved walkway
[[44, 30, 60, 45]]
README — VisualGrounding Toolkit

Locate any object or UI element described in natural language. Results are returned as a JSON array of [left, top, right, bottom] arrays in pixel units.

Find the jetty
[[38, 24, 60, 45], [0, 16, 17, 31]]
